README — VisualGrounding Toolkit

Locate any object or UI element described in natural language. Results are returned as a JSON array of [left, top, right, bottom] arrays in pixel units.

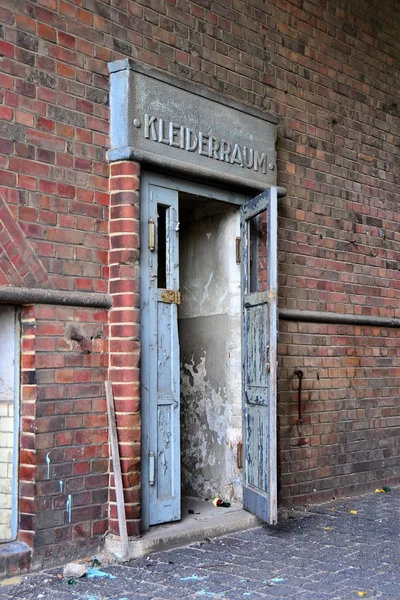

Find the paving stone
[[1, 489, 399, 600]]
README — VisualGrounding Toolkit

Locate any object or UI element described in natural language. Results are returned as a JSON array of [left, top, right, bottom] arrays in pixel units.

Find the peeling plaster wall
[[179, 206, 242, 503]]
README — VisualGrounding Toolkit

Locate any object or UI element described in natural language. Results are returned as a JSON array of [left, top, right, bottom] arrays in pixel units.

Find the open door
[[141, 175, 181, 530], [241, 187, 278, 524]]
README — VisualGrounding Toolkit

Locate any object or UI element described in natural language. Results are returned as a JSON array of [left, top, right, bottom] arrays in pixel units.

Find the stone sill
[[0, 541, 31, 578]]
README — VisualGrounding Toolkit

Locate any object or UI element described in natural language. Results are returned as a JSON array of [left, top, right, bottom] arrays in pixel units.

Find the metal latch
[[236, 238, 241, 264], [149, 452, 155, 486], [148, 219, 155, 251], [161, 290, 182, 304]]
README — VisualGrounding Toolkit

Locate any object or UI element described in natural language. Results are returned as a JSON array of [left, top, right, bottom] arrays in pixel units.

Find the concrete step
[[105, 501, 261, 560]]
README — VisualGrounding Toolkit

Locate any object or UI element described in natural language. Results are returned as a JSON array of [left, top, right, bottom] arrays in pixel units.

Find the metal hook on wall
[[294, 369, 304, 424], [289, 369, 309, 447]]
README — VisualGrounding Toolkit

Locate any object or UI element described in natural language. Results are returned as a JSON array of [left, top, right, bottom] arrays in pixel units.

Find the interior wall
[[179, 203, 242, 503], [0, 306, 17, 542]]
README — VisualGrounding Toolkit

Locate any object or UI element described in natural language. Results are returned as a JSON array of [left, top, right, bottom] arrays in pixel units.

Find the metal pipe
[[279, 308, 400, 329], [0, 286, 112, 308], [294, 369, 304, 423]]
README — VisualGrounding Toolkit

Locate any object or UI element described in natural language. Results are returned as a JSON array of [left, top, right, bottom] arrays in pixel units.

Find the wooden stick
[[105, 381, 129, 559]]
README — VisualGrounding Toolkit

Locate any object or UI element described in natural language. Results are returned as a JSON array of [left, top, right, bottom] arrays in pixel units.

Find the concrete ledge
[[0, 286, 112, 309], [105, 508, 261, 560], [0, 541, 31, 578]]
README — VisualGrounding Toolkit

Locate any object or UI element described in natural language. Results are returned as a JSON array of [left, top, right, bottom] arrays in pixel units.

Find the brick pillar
[[109, 161, 141, 537], [18, 305, 37, 549]]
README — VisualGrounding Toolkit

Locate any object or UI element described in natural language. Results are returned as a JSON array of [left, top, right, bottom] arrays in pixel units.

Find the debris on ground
[[349, 510, 358, 514], [270, 577, 288, 584], [212, 497, 231, 507], [0, 576, 23, 586], [86, 567, 116, 579], [63, 563, 87, 579], [375, 486, 391, 493]]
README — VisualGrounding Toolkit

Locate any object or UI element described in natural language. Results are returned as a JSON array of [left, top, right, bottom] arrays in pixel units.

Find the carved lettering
[[144, 114, 157, 141], [254, 150, 267, 174], [243, 146, 254, 169], [168, 122, 181, 148], [158, 118, 169, 145], [142, 114, 269, 177], [185, 128, 198, 152], [198, 132, 209, 156], [220, 140, 231, 163], [230, 143, 244, 167], [208, 136, 220, 159]]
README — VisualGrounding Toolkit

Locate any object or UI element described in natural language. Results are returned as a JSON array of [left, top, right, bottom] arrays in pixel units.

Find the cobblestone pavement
[[1, 489, 399, 600]]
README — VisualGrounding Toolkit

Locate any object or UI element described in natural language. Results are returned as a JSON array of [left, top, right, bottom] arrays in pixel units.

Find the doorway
[[179, 194, 242, 506], [140, 173, 278, 531]]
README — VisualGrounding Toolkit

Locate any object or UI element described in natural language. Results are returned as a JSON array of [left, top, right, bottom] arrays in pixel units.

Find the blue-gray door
[[241, 188, 278, 524], [141, 175, 180, 529]]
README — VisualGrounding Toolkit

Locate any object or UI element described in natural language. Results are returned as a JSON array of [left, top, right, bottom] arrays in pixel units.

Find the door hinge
[[236, 237, 241, 264], [237, 441, 243, 469], [161, 290, 182, 304], [148, 219, 155, 251], [149, 451, 155, 486]]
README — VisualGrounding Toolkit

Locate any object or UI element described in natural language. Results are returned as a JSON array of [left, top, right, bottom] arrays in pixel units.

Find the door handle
[[148, 219, 155, 251], [149, 452, 155, 486]]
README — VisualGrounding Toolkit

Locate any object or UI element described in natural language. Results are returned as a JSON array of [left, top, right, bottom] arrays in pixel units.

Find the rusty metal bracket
[[161, 290, 182, 304], [294, 369, 304, 423], [235, 238, 241, 264], [237, 441, 243, 469]]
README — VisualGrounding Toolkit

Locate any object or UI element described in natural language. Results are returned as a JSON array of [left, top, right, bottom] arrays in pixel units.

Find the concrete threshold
[[104, 497, 261, 560]]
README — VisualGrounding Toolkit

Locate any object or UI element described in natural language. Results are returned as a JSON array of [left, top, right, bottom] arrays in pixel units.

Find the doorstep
[[105, 497, 261, 560], [0, 541, 31, 578]]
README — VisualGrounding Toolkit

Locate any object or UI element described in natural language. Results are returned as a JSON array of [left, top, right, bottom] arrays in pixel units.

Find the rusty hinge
[[235, 237, 241, 264], [237, 441, 243, 469], [161, 290, 182, 304], [148, 219, 155, 251]]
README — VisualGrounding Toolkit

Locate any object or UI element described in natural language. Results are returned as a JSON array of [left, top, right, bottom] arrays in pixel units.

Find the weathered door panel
[[241, 187, 278, 524], [141, 176, 180, 529]]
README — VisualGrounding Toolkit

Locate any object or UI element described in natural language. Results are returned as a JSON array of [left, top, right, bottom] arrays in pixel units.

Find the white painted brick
[[0, 522, 11, 541], [0, 490, 12, 508], [0, 416, 14, 433]]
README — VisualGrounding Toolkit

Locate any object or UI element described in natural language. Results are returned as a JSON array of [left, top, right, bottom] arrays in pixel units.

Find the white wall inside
[[179, 199, 242, 503], [0, 305, 18, 542]]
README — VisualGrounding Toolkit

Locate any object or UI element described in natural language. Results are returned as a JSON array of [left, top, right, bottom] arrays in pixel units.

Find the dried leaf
[[349, 510, 358, 514], [323, 527, 331, 531], [357, 592, 368, 597], [375, 488, 385, 493]]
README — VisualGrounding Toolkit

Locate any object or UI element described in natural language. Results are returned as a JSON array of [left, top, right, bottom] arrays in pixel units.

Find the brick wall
[[0, 0, 398, 561], [19, 304, 109, 567], [278, 321, 400, 506]]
